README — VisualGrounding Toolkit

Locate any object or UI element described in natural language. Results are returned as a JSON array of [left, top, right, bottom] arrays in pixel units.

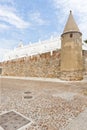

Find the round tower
[[60, 11, 83, 80]]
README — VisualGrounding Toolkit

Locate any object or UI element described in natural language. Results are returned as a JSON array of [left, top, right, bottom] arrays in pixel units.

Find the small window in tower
[[70, 33, 73, 38]]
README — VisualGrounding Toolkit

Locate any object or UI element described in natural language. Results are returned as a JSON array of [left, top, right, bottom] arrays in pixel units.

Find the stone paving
[[0, 76, 87, 130]]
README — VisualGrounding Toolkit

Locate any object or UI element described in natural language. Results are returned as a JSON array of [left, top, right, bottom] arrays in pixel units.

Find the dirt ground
[[0, 76, 87, 130]]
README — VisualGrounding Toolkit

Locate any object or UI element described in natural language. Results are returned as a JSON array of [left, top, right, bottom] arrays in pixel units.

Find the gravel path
[[62, 108, 87, 130], [0, 76, 87, 130]]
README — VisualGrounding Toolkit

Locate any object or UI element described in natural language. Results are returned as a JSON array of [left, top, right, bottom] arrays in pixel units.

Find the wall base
[[60, 70, 83, 81]]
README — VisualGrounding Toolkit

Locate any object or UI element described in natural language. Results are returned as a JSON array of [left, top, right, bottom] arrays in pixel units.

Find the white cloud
[[29, 11, 47, 25], [0, 48, 10, 62], [53, 0, 87, 13], [0, 23, 9, 29], [0, 39, 19, 49], [0, 39, 18, 61], [52, 0, 87, 39], [0, 6, 30, 29]]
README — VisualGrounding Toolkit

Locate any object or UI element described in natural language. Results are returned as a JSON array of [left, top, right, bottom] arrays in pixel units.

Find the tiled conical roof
[[63, 11, 80, 34]]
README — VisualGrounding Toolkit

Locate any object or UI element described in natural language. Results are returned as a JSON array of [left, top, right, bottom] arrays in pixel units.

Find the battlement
[[0, 50, 87, 78], [2, 36, 87, 63], [3, 36, 61, 61], [1, 50, 60, 77]]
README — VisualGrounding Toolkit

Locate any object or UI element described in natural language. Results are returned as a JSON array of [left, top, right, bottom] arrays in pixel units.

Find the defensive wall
[[0, 50, 87, 78]]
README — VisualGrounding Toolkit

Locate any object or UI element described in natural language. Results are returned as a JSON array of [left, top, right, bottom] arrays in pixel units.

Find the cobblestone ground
[[0, 77, 87, 130]]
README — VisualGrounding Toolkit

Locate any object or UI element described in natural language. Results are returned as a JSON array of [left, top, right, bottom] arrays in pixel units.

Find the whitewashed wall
[[3, 37, 61, 61], [3, 36, 87, 61]]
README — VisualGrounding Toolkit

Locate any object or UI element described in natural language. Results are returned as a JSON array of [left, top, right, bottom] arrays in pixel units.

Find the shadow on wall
[[0, 67, 2, 75]]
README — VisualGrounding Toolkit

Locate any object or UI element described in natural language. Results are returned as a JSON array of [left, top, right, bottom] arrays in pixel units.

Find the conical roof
[[63, 11, 80, 34]]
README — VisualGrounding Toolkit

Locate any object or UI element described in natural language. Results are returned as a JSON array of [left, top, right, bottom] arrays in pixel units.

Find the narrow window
[[70, 33, 73, 38]]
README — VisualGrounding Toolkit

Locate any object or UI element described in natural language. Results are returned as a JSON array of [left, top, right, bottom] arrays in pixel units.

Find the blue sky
[[0, 0, 87, 61]]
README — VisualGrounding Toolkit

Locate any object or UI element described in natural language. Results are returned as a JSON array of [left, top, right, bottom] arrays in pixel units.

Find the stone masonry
[[0, 50, 61, 78], [0, 50, 87, 78], [83, 50, 87, 75], [60, 11, 83, 80]]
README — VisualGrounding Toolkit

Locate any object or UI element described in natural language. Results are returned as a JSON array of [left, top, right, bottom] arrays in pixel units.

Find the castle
[[0, 11, 87, 80]]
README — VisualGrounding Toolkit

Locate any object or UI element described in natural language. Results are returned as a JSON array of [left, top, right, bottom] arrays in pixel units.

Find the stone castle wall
[[83, 50, 87, 75], [0, 50, 61, 78], [0, 50, 87, 78]]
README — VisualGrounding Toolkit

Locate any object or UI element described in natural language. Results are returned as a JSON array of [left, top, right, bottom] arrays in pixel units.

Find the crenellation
[[1, 50, 60, 77], [3, 36, 61, 61], [0, 49, 87, 78]]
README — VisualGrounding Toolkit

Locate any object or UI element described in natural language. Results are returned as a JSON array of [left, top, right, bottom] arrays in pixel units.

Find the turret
[[60, 11, 83, 80]]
